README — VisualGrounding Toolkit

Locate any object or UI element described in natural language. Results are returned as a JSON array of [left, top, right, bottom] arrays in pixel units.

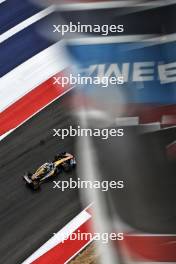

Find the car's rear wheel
[[32, 181, 40, 190], [27, 172, 32, 178]]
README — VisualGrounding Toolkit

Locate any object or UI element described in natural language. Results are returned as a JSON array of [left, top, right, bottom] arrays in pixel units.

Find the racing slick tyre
[[70, 160, 76, 169], [54, 155, 59, 162], [71, 163, 76, 169], [54, 152, 66, 161], [27, 172, 32, 178], [32, 181, 40, 190], [62, 162, 71, 172], [56, 167, 62, 174]]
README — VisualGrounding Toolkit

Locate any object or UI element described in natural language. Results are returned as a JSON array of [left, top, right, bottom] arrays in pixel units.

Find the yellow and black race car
[[23, 152, 76, 190]]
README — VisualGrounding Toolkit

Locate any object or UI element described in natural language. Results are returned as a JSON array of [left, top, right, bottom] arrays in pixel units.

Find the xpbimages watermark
[[53, 74, 124, 88], [53, 126, 124, 140], [53, 230, 124, 244], [53, 178, 124, 191], [53, 22, 124, 36]]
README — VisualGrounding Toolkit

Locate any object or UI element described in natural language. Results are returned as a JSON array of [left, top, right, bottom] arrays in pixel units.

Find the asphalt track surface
[[0, 91, 82, 264]]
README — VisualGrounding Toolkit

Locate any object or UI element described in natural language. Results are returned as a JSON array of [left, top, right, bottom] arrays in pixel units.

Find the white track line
[[0, 5, 55, 43]]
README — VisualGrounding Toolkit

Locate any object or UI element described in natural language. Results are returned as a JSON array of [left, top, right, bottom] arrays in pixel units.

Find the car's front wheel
[[62, 162, 71, 172], [55, 167, 62, 175], [70, 159, 76, 168]]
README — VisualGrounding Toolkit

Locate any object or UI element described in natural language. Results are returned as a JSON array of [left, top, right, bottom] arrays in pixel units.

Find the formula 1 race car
[[23, 152, 76, 190]]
